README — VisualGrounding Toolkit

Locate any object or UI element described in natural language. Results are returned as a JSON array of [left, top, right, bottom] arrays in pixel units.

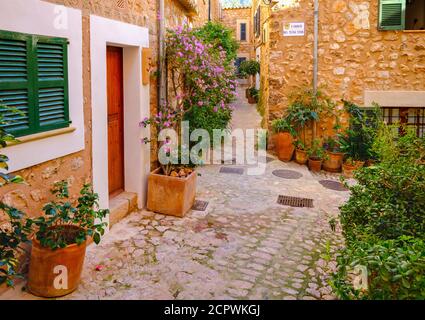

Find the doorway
[[107, 46, 125, 197]]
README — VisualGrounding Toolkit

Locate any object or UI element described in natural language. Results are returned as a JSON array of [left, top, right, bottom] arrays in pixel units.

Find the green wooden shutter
[[379, 0, 406, 30], [0, 32, 33, 136], [36, 37, 69, 131], [0, 30, 69, 137]]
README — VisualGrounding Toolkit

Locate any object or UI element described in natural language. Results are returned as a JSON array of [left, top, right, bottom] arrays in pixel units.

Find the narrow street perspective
[[0, 0, 424, 305]]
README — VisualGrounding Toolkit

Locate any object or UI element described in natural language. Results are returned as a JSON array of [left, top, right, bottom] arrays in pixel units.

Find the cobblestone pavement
[[1, 86, 350, 300], [61, 161, 348, 300]]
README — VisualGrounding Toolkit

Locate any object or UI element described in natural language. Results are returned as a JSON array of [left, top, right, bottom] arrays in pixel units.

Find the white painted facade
[[0, 0, 84, 172], [90, 15, 151, 212]]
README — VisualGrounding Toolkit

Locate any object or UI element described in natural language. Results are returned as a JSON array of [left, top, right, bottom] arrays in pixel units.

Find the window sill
[[403, 30, 425, 33], [7, 127, 76, 147]]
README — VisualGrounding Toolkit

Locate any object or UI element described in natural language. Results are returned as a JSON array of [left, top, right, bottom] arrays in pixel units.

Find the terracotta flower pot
[[27, 229, 87, 298], [295, 149, 308, 165], [147, 167, 197, 217], [275, 132, 295, 162], [323, 151, 344, 173], [342, 161, 365, 178], [248, 95, 256, 104], [308, 158, 323, 172]]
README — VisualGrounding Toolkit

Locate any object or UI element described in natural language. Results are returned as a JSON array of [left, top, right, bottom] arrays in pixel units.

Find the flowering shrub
[[167, 25, 237, 114], [141, 25, 237, 175]]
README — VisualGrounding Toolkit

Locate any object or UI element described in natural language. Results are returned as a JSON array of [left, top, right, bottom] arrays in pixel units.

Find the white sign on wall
[[283, 22, 305, 36]]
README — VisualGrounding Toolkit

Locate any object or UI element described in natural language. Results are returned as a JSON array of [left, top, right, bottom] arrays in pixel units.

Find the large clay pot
[[27, 227, 87, 298], [308, 158, 322, 172], [248, 95, 256, 104], [275, 132, 295, 162], [323, 151, 344, 173], [147, 167, 197, 217], [342, 161, 365, 178], [295, 149, 308, 165]]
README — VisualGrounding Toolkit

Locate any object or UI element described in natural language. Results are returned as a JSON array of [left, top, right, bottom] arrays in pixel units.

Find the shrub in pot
[[271, 118, 296, 162], [307, 139, 326, 172], [247, 87, 259, 104], [141, 26, 237, 217], [239, 60, 260, 92], [27, 181, 109, 298], [322, 136, 344, 173], [294, 140, 308, 165]]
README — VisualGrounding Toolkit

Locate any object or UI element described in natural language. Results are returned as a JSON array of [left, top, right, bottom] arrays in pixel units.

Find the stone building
[[0, 0, 220, 232], [255, 0, 425, 139], [221, 0, 256, 79]]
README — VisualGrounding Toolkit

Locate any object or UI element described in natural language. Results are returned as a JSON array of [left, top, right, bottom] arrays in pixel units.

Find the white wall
[[0, 0, 84, 172], [90, 15, 150, 214]]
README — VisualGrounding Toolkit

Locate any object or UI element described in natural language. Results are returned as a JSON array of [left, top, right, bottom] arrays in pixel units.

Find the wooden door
[[107, 46, 124, 196]]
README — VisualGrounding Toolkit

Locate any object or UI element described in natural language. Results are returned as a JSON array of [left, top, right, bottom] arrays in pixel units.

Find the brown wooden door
[[107, 46, 124, 196]]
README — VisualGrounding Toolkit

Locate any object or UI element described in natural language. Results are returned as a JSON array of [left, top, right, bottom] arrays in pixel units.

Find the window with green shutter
[[378, 0, 406, 30], [0, 30, 70, 137]]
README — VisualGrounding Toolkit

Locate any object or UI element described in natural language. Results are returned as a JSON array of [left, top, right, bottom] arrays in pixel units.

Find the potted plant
[[322, 136, 345, 173], [338, 100, 380, 177], [271, 118, 296, 162], [294, 140, 308, 165], [307, 139, 326, 172], [239, 60, 260, 99], [142, 26, 236, 218], [27, 181, 109, 298], [248, 87, 259, 104]]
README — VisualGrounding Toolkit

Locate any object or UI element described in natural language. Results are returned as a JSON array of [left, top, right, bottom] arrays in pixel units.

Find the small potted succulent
[[322, 136, 345, 173], [271, 118, 296, 162], [307, 139, 326, 172], [294, 140, 308, 165], [27, 181, 109, 298]]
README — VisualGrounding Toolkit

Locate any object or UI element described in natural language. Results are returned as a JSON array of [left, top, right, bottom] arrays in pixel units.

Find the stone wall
[[263, 0, 425, 140], [221, 7, 255, 61]]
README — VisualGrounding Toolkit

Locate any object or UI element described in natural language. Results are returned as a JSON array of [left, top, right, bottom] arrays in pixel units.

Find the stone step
[[109, 192, 138, 228]]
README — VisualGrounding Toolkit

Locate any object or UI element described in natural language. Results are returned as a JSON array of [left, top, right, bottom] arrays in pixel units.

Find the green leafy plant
[[307, 139, 326, 160], [0, 204, 32, 287], [271, 118, 296, 136], [332, 236, 425, 300], [0, 104, 28, 287], [333, 123, 425, 299], [337, 101, 380, 161], [294, 139, 306, 150], [323, 136, 342, 153], [285, 88, 335, 146], [30, 181, 109, 250], [239, 60, 260, 78], [249, 87, 259, 103], [194, 21, 239, 66]]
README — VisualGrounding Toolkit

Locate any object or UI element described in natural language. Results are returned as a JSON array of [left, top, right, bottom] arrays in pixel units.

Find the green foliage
[[333, 123, 425, 299], [249, 87, 259, 102], [307, 139, 326, 160], [30, 181, 109, 250], [337, 101, 380, 161], [0, 104, 23, 186], [0, 204, 32, 287], [239, 60, 260, 77], [323, 136, 342, 153], [194, 21, 239, 65], [332, 236, 425, 300], [184, 104, 232, 144], [271, 118, 296, 136]]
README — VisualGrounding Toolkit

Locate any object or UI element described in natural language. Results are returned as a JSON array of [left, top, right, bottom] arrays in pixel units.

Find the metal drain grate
[[192, 200, 209, 211], [319, 180, 349, 192], [277, 195, 314, 208], [219, 167, 244, 175], [272, 169, 303, 179]]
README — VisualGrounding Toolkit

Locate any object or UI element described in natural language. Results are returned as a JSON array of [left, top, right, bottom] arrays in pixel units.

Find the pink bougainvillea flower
[[95, 265, 104, 272]]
